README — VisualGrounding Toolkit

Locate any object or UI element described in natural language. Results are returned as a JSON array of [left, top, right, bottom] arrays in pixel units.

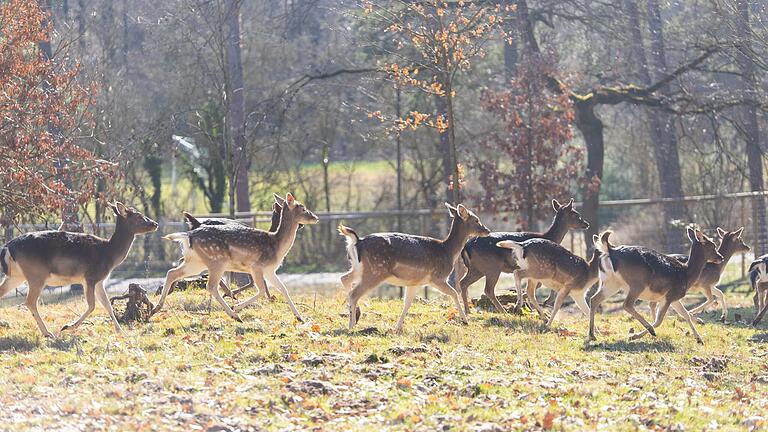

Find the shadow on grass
[[748, 333, 768, 343], [582, 339, 676, 353], [0, 335, 40, 352], [324, 326, 386, 338], [48, 336, 83, 352]]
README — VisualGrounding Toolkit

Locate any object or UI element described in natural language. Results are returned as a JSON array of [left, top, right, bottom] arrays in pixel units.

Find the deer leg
[[459, 268, 483, 315], [25, 278, 54, 338], [526, 279, 548, 320], [649, 302, 658, 321], [264, 272, 303, 323], [542, 289, 557, 308], [61, 281, 96, 332], [512, 272, 525, 312], [153, 260, 206, 315], [670, 300, 704, 344], [688, 286, 716, 316], [206, 267, 241, 322], [347, 273, 386, 329], [233, 270, 268, 311], [752, 293, 768, 326], [570, 289, 590, 316], [94, 281, 124, 334], [588, 278, 621, 341], [622, 288, 656, 337], [546, 288, 569, 327], [482, 271, 506, 314], [394, 286, 418, 333], [0, 274, 25, 299], [432, 279, 468, 324], [711, 287, 727, 322], [630, 298, 671, 340]]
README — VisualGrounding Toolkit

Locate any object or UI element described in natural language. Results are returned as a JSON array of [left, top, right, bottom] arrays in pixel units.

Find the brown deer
[[459, 199, 589, 315], [588, 228, 723, 344], [496, 237, 601, 326], [0, 202, 158, 337], [338, 203, 490, 332], [748, 254, 768, 326], [652, 227, 749, 322], [153, 193, 318, 322]]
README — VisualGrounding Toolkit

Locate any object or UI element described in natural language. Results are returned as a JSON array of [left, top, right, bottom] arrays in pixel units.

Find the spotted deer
[[748, 254, 768, 325], [652, 227, 749, 322], [153, 193, 318, 322], [338, 203, 490, 332], [0, 202, 158, 337], [459, 199, 589, 315], [496, 237, 601, 326], [588, 229, 723, 344], [181, 200, 298, 300]]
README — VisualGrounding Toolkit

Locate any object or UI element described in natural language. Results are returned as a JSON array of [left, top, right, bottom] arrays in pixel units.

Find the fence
[[2, 191, 765, 297]]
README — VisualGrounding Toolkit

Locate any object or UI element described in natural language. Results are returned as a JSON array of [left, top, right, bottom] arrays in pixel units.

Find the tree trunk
[[435, 94, 454, 204], [503, 0, 518, 81], [736, 0, 767, 254], [224, 0, 249, 214], [574, 100, 604, 251], [645, 0, 687, 251]]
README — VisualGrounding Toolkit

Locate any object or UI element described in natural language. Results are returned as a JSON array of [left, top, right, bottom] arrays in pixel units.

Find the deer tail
[[0, 247, 8, 277], [183, 211, 202, 230], [496, 240, 527, 270], [597, 230, 615, 274], [338, 224, 360, 267]]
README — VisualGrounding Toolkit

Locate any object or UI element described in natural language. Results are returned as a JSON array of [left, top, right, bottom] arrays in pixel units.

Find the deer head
[[716, 227, 750, 255], [688, 227, 723, 265], [446, 203, 490, 237], [274, 193, 319, 226], [110, 202, 158, 234], [552, 198, 589, 230]]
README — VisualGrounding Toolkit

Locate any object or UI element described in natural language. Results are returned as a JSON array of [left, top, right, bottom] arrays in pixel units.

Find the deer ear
[[285, 192, 296, 208], [695, 229, 706, 242], [273, 193, 286, 206], [456, 204, 470, 220], [111, 202, 127, 218], [444, 202, 458, 218], [592, 234, 601, 250], [716, 227, 726, 238], [552, 199, 562, 211], [736, 227, 744, 237], [566, 198, 574, 208], [272, 202, 282, 212], [687, 227, 696, 242]]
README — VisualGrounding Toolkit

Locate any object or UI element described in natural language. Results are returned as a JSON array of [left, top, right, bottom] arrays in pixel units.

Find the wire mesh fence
[[2, 191, 765, 299]]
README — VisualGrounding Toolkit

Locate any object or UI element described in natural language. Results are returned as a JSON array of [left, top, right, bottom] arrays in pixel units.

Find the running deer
[[153, 193, 318, 322], [181, 201, 299, 300], [651, 227, 749, 322], [459, 199, 589, 315], [496, 238, 601, 326], [748, 254, 768, 325], [588, 229, 723, 344], [338, 203, 490, 332], [0, 202, 158, 337]]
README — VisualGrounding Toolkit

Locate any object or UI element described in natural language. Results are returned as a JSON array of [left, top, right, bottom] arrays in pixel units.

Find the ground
[[0, 287, 767, 431]]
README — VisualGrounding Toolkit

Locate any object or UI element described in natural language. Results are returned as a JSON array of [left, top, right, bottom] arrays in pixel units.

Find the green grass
[[1, 288, 767, 430]]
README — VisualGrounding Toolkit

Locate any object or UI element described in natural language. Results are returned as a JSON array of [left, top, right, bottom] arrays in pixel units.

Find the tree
[[477, 54, 583, 228], [363, 0, 507, 203], [0, 0, 112, 222]]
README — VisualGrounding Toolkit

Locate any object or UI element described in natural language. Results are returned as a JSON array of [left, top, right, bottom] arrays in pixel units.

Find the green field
[[1, 285, 767, 430]]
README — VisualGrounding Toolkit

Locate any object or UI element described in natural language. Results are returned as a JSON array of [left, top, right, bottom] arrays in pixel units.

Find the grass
[[1, 288, 768, 431]]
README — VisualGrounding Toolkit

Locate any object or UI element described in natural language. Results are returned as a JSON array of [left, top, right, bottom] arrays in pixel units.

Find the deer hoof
[[647, 327, 657, 337], [355, 306, 362, 323], [60, 324, 71, 332], [696, 338, 704, 345], [695, 317, 705, 325], [232, 315, 243, 323], [719, 316, 726, 323], [296, 316, 305, 324]]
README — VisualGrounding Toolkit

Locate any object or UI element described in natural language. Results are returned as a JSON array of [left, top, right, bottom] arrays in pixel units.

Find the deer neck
[[711, 243, 735, 271], [273, 211, 300, 257], [106, 220, 136, 266], [442, 218, 469, 261], [685, 244, 709, 285], [586, 250, 601, 280], [542, 213, 569, 243]]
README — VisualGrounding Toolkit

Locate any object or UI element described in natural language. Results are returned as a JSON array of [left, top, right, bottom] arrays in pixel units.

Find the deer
[[495, 237, 601, 326], [651, 227, 749, 323], [0, 202, 158, 337], [338, 203, 490, 332], [153, 193, 318, 322], [748, 254, 768, 326], [588, 228, 723, 344], [458, 198, 589, 315], [181, 201, 300, 300]]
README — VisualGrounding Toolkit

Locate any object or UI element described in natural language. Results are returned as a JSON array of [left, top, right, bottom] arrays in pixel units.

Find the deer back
[[505, 238, 592, 288], [5, 231, 112, 281], [356, 233, 454, 282], [185, 224, 277, 270]]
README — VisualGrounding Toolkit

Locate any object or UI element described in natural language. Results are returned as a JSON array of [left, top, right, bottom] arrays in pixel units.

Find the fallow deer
[[459, 199, 589, 315], [153, 193, 318, 322], [0, 202, 158, 337], [748, 254, 768, 325], [651, 227, 749, 322], [496, 238, 601, 326], [588, 229, 723, 344], [338, 203, 490, 332]]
